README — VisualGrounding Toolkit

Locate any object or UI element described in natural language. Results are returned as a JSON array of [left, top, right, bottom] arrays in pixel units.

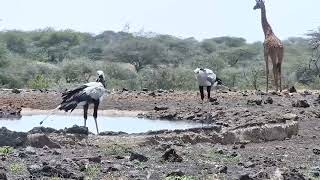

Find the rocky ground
[[0, 88, 320, 179]]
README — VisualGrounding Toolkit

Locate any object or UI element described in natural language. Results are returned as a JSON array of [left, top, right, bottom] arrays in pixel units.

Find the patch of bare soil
[[0, 89, 319, 179]]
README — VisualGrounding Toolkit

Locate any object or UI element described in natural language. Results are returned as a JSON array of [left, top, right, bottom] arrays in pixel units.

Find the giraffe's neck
[[260, 5, 273, 38]]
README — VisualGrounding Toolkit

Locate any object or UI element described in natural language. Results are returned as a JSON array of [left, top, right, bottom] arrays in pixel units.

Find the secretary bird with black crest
[[40, 70, 106, 134], [194, 68, 222, 101]]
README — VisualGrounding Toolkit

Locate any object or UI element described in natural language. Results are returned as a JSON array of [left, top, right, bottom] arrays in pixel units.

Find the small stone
[[239, 174, 254, 180], [27, 164, 42, 174], [18, 152, 27, 158], [282, 113, 298, 121], [218, 166, 227, 174], [240, 144, 246, 149], [230, 152, 238, 157], [42, 145, 49, 150], [52, 150, 61, 155], [166, 170, 184, 177], [25, 146, 36, 155], [244, 161, 256, 168], [0, 170, 7, 180], [161, 148, 183, 162], [154, 106, 169, 111], [265, 97, 273, 104], [313, 148, 320, 155], [129, 152, 148, 162], [292, 100, 310, 108], [289, 86, 297, 93]]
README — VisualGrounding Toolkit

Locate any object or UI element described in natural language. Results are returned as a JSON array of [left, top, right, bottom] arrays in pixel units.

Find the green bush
[[27, 74, 50, 89]]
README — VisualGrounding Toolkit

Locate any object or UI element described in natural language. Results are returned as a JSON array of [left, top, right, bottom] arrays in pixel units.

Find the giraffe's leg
[[93, 101, 100, 134], [277, 47, 284, 92], [264, 48, 269, 92], [83, 104, 89, 127], [270, 51, 278, 91]]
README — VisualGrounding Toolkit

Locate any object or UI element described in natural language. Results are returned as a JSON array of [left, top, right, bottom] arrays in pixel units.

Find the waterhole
[[0, 114, 202, 133]]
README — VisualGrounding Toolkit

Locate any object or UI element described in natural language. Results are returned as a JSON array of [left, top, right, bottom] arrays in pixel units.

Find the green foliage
[[84, 164, 101, 180], [27, 74, 50, 89], [0, 146, 14, 156], [61, 58, 94, 83], [0, 28, 317, 90], [102, 143, 132, 156], [9, 162, 26, 175], [204, 149, 241, 164]]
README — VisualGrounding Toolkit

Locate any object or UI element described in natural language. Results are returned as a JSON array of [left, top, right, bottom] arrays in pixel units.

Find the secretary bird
[[194, 68, 222, 101], [58, 70, 106, 134]]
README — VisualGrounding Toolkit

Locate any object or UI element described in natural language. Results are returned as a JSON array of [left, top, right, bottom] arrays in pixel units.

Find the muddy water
[[0, 114, 202, 133]]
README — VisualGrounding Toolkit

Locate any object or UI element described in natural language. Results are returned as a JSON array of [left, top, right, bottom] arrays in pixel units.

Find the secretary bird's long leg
[[93, 101, 100, 135], [83, 104, 89, 127]]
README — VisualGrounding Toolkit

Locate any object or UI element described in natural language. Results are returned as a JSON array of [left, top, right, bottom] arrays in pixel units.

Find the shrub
[[27, 74, 50, 89]]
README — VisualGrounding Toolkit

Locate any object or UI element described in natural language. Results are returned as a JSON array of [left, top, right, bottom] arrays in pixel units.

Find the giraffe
[[253, 0, 284, 92]]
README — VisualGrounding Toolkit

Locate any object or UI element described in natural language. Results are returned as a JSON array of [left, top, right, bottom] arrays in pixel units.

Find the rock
[[129, 152, 148, 162], [281, 169, 306, 180], [122, 88, 128, 92], [239, 174, 254, 180], [161, 148, 183, 162], [41, 165, 74, 178], [244, 161, 256, 168], [154, 106, 169, 111], [292, 100, 310, 108], [52, 150, 61, 155], [209, 97, 218, 102], [0, 170, 7, 180], [27, 134, 61, 148], [64, 125, 89, 135], [73, 156, 102, 163], [221, 121, 299, 144], [25, 146, 36, 155], [99, 131, 128, 136], [0, 127, 27, 147], [281, 113, 298, 121], [218, 166, 227, 174], [0, 106, 22, 119], [11, 88, 21, 94], [289, 86, 297, 93], [142, 88, 148, 92], [27, 164, 42, 174], [265, 97, 273, 104], [313, 148, 320, 155], [166, 170, 184, 177], [157, 89, 165, 93], [18, 152, 27, 158], [148, 92, 156, 97], [252, 171, 270, 179], [29, 127, 59, 134], [240, 144, 246, 149], [247, 99, 262, 106], [102, 164, 122, 173], [155, 143, 171, 151]]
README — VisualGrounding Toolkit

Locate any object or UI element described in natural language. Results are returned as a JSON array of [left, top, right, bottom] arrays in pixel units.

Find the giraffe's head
[[253, 0, 265, 10]]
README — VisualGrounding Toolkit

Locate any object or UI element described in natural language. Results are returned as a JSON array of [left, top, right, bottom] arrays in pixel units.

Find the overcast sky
[[0, 0, 319, 42]]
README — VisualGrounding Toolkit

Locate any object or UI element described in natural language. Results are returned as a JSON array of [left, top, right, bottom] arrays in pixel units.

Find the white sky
[[0, 0, 319, 42]]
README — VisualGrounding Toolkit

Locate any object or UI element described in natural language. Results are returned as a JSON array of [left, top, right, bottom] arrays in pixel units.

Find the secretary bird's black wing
[[61, 85, 88, 103]]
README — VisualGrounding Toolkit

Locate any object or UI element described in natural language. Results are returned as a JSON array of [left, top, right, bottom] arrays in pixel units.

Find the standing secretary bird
[[194, 68, 222, 101], [58, 70, 106, 134]]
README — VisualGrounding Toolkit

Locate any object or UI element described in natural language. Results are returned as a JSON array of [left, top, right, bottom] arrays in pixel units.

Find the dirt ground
[[0, 88, 320, 179]]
